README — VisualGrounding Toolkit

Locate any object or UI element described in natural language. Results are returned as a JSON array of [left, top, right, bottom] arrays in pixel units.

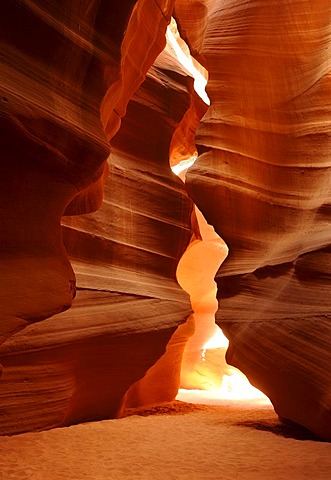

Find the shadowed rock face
[[1, 0, 120, 341], [0, 290, 192, 433], [0, 0, 330, 440], [0, 0, 175, 342], [217, 249, 331, 441], [0, 0, 196, 433]]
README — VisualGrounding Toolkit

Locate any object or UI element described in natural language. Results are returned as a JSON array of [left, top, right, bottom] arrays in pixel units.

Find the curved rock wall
[[0, 0, 194, 434], [174, 0, 331, 440], [175, 0, 331, 272], [0, 0, 330, 441], [0, 0, 199, 432], [0, 0, 176, 343]]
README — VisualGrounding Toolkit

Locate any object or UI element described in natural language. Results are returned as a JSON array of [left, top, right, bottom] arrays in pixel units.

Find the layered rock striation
[[0, 0, 330, 441], [0, 0, 198, 433], [0, 0, 176, 343], [174, 0, 331, 440]]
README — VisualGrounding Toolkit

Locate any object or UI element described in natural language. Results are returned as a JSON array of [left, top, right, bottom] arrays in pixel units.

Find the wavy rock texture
[[174, 0, 331, 440], [62, 63, 196, 419], [0, 3, 198, 431], [1, 0, 330, 442], [0, 0, 175, 342], [0, 290, 192, 433]]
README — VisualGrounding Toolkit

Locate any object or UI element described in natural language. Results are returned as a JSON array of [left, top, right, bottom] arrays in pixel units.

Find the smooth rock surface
[[0, 0, 176, 342], [0, 2, 198, 433], [174, 0, 331, 440], [0, 0, 330, 442]]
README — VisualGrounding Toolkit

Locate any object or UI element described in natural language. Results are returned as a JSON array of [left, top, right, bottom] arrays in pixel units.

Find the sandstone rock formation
[[174, 0, 331, 441], [0, 0, 176, 343], [0, 0, 197, 433], [0, 0, 330, 441]]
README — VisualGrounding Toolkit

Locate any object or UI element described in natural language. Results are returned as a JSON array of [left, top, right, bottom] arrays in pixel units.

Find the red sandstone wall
[[0, 0, 330, 441], [174, 0, 331, 441]]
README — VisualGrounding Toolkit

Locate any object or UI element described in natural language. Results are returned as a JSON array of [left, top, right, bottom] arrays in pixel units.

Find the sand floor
[[0, 393, 330, 480]]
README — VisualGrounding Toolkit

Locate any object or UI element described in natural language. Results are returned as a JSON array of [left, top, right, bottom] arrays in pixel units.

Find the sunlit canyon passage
[[0, 1, 331, 478]]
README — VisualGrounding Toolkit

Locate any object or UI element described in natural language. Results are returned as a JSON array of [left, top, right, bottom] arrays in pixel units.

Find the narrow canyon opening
[[1, 0, 330, 456], [166, 18, 270, 407]]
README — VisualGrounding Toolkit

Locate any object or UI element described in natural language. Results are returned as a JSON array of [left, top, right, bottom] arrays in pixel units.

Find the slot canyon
[[0, 0, 331, 462]]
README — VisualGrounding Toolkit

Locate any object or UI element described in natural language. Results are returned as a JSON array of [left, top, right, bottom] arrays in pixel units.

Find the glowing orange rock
[[175, 0, 331, 441], [176, 209, 228, 390]]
